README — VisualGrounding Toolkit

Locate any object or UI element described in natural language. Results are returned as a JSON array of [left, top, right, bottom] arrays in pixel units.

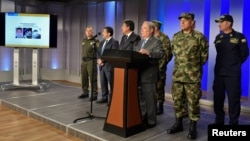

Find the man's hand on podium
[[139, 49, 150, 56]]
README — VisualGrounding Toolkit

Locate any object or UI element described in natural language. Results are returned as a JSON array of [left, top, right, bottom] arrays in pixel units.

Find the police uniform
[[152, 20, 172, 115], [167, 13, 209, 140], [80, 37, 100, 99], [213, 14, 249, 125]]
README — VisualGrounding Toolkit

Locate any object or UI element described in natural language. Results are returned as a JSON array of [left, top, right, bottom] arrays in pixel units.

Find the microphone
[[90, 32, 101, 40]]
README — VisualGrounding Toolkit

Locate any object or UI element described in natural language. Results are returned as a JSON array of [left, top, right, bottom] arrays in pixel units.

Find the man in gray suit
[[134, 21, 164, 128], [96, 26, 119, 106], [119, 19, 141, 50]]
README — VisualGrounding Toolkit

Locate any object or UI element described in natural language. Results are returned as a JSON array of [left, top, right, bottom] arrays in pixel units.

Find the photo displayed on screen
[[5, 13, 50, 48], [15, 27, 23, 38], [0, 12, 57, 48], [32, 28, 41, 39]]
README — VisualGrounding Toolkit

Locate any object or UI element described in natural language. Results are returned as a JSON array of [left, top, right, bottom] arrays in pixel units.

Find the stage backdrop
[[0, 0, 249, 104], [147, 0, 250, 100]]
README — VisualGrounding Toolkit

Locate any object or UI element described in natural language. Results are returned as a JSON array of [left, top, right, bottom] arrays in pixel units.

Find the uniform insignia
[[230, 38, 238, 44], [82, 42, 85, 45], [215, 40, 221, 44], [230, 34, 233, 37], [241, 39, 246, 43], [220, 35, 223, 38]]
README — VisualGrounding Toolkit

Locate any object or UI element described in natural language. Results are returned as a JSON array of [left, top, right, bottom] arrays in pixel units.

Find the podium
[[101, 50, 148, 137]]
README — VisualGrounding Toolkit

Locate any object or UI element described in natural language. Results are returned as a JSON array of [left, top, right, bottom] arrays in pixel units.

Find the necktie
[[141, 40, 146, 48], [101, 40, 108, 55], [125, 35, 128, 40]]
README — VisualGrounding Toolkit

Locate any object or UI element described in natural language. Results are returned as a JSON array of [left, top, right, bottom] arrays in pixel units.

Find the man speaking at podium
[[134, 21, 164, 128]]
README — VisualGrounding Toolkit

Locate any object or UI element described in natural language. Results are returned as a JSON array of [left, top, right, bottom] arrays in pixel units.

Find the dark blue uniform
[[213, 29, 249, 125]]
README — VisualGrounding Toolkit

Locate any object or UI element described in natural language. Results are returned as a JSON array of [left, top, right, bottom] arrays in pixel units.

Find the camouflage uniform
[[155, 32, 172, 104], [81, 38, 100, 97], [171, 30, 208, 121]]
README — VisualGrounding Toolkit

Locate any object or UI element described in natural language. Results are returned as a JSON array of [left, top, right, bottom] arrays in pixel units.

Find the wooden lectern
[[101, 49, 148, 137]]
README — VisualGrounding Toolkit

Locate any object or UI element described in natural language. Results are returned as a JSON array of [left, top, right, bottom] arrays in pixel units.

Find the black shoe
[[141, 115, 148, 128], [78, 94, 88, 99], [156, 103, 164, 115], [167, 118, 183, 134], [89, 96, 97, 101], [146, 123, 156, 129], [96, 98, 108, 103], [187, 120, 197, 140]]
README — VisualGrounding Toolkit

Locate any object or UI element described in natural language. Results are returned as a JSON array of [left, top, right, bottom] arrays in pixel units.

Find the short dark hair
[[123, 19, 135, 31], [16, 27, 22, 31], [104, 26, 114, 36]]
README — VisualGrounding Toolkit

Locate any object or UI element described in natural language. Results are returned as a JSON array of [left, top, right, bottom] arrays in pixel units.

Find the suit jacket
[[119, 32, 141, 50], [97, 37, 119, 71], [134, 36, 164, 83]]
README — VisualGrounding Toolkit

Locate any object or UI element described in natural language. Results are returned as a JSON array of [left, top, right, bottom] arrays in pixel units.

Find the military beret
[[215, 14, 233, 23], [178, 13, 195, 20]]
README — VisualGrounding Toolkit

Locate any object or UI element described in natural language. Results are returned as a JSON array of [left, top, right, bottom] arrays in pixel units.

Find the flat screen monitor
[[0, 12, 57, 48]]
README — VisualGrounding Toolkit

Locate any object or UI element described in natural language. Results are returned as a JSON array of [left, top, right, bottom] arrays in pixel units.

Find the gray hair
[[143, 21, 155, 31]]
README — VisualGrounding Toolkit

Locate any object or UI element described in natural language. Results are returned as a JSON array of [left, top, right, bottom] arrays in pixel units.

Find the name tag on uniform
[[230, 38, 238, 44]]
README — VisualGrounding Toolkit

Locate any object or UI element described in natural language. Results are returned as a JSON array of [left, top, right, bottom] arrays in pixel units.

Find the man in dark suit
[[119, 19, 141, 50], [96, 26, 119, 106], [134, 21, 164, 128]]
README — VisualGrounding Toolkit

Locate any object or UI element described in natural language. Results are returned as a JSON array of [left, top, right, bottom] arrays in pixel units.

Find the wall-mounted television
[[0, 12, 57, 48]]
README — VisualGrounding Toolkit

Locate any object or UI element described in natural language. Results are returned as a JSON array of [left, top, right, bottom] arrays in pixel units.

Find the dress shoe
[[156, 102, 164, 115], [96, 98, 108, 103], [89, 96, 97, 101], [146, 123, 156, 129], [78, 94, 88, 99]]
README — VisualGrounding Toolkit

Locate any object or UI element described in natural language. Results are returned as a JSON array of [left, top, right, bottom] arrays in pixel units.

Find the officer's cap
[[215, 14, 233, 23], [178, 13, 195, 20], [151, 20, 162, 28]]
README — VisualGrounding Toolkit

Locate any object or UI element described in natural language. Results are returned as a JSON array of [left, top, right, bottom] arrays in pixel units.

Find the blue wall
[[148, 0, 249, 97]]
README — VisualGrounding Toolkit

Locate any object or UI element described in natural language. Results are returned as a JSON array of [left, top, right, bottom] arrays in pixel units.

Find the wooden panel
[[106, 68, 125, 127], [127, 68, 142, 127]]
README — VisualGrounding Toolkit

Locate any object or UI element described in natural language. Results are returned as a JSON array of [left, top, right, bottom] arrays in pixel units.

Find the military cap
[[178, 13, 195, 20], [151, 20, 162, 28], [215, 14, 233, 23]]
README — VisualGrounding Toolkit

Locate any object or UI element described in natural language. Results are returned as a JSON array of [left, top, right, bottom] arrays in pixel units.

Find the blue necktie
[[141, 40, 146, 49], [101, 40, 108, 55]]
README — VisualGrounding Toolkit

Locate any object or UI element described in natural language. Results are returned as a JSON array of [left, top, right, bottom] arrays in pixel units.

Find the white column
[[13, 48, 19, 85], [32, 49, 38, 85]]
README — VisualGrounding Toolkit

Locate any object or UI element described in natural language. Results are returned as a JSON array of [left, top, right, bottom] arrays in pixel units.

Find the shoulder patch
[[241, 39, 246, 43]]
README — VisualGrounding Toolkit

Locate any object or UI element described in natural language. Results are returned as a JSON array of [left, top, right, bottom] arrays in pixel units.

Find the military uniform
[[213, 29, 249, 125], [81, 37, 100, 98], [155, 32, 172, 104], [171, 30, 208, 121]]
